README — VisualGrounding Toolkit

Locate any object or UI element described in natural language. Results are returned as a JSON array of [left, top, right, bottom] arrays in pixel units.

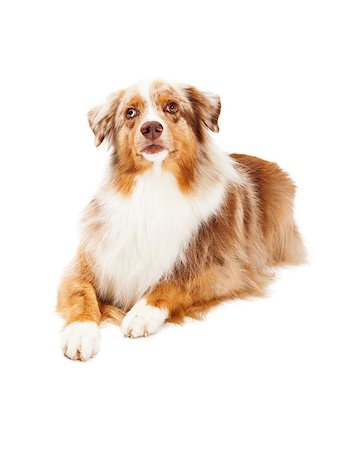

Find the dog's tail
[[99, 302, 126, 325]]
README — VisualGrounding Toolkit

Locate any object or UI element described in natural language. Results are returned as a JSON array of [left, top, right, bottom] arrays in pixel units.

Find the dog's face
[[88, 80, 221, 167]]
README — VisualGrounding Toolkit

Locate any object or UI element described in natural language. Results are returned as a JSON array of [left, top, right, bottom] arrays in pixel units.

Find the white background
[[1, 1, 359, 449]]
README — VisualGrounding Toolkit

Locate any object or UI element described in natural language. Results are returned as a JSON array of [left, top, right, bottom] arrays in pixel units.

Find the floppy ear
[[184, 86, 221, 133], [87, 91, 122, 147]]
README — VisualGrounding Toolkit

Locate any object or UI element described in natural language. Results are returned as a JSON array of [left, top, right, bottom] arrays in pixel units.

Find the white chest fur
[[83, 165, 227, 309]]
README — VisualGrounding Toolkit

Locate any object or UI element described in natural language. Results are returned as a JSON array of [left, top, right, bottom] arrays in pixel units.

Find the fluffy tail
[[99, 302, 126, 325]]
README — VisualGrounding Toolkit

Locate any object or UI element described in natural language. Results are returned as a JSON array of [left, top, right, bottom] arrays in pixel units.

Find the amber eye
[[166, 102, 178, 114], [126, 108, 137, 119]]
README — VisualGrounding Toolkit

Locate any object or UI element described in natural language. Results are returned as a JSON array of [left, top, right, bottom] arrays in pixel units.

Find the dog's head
[[88, 80, 221, 191]]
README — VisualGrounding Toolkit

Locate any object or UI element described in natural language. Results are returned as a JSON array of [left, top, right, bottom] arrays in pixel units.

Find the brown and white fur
[[57, 80, 306, 361]]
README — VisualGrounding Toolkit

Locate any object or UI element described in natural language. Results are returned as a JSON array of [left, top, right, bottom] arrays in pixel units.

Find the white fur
[[61, 321, 100, 361], [137, 80, 164, 125], [82, 151, 237, 310], [121, 298, 168, 338], [141, 149, 169, 163]]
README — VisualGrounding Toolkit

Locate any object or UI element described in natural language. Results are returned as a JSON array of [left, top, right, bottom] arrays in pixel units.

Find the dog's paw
[[121, 299, 167, 338], [61, 321, 100, 361]]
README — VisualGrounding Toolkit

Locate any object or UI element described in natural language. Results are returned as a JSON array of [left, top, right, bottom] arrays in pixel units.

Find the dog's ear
[[184, 86, 221, 133], [88, 91, 122, 147]]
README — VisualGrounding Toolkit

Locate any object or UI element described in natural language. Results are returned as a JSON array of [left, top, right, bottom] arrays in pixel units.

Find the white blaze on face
[[136, 81, 169, 163], [136, 80, 164, 124]]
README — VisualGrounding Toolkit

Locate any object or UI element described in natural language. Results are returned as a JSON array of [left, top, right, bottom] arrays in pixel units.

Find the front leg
[[121, 283, 192, 338], [120, 298, 168, 338], [57, 275, 101, 361]]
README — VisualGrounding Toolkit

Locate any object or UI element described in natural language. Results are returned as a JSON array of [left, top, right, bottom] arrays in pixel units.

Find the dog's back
[[231, 153, 306, 266]]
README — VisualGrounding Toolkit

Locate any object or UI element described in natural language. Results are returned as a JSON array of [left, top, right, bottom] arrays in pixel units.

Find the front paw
[[61, 321, 100, 361], [121, 299, 167, 338]]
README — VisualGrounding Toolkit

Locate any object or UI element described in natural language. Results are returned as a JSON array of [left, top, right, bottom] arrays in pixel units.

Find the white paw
[[61, 321, 100, 361], [121, 298, 167, 338]]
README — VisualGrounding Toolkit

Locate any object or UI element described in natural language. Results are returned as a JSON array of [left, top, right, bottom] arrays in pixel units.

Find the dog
[[57, 80, 306, 361]]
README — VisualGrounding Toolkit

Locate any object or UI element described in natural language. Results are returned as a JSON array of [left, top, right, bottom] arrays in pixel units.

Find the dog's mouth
[[142, 144, 166, 154]]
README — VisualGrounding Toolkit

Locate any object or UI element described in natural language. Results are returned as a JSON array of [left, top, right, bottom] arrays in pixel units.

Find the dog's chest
[[85, 168, 225, 309]]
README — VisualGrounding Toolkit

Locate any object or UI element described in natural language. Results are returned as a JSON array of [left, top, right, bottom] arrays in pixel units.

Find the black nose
[[140, 121, 163, 140]]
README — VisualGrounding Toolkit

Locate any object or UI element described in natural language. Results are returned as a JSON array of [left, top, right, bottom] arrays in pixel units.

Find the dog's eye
[[166, 102, 178, 114], [126, 108, 137, 119]]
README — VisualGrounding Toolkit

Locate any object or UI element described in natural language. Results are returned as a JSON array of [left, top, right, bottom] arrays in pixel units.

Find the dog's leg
[[120, 266, 268, 338], [57, 278, 101, 361], [121, 283, 193, 338], [120, 298, 168, 338]]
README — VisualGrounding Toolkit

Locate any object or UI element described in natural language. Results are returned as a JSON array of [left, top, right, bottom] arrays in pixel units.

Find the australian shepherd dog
[[57, 80, 306, 361]]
